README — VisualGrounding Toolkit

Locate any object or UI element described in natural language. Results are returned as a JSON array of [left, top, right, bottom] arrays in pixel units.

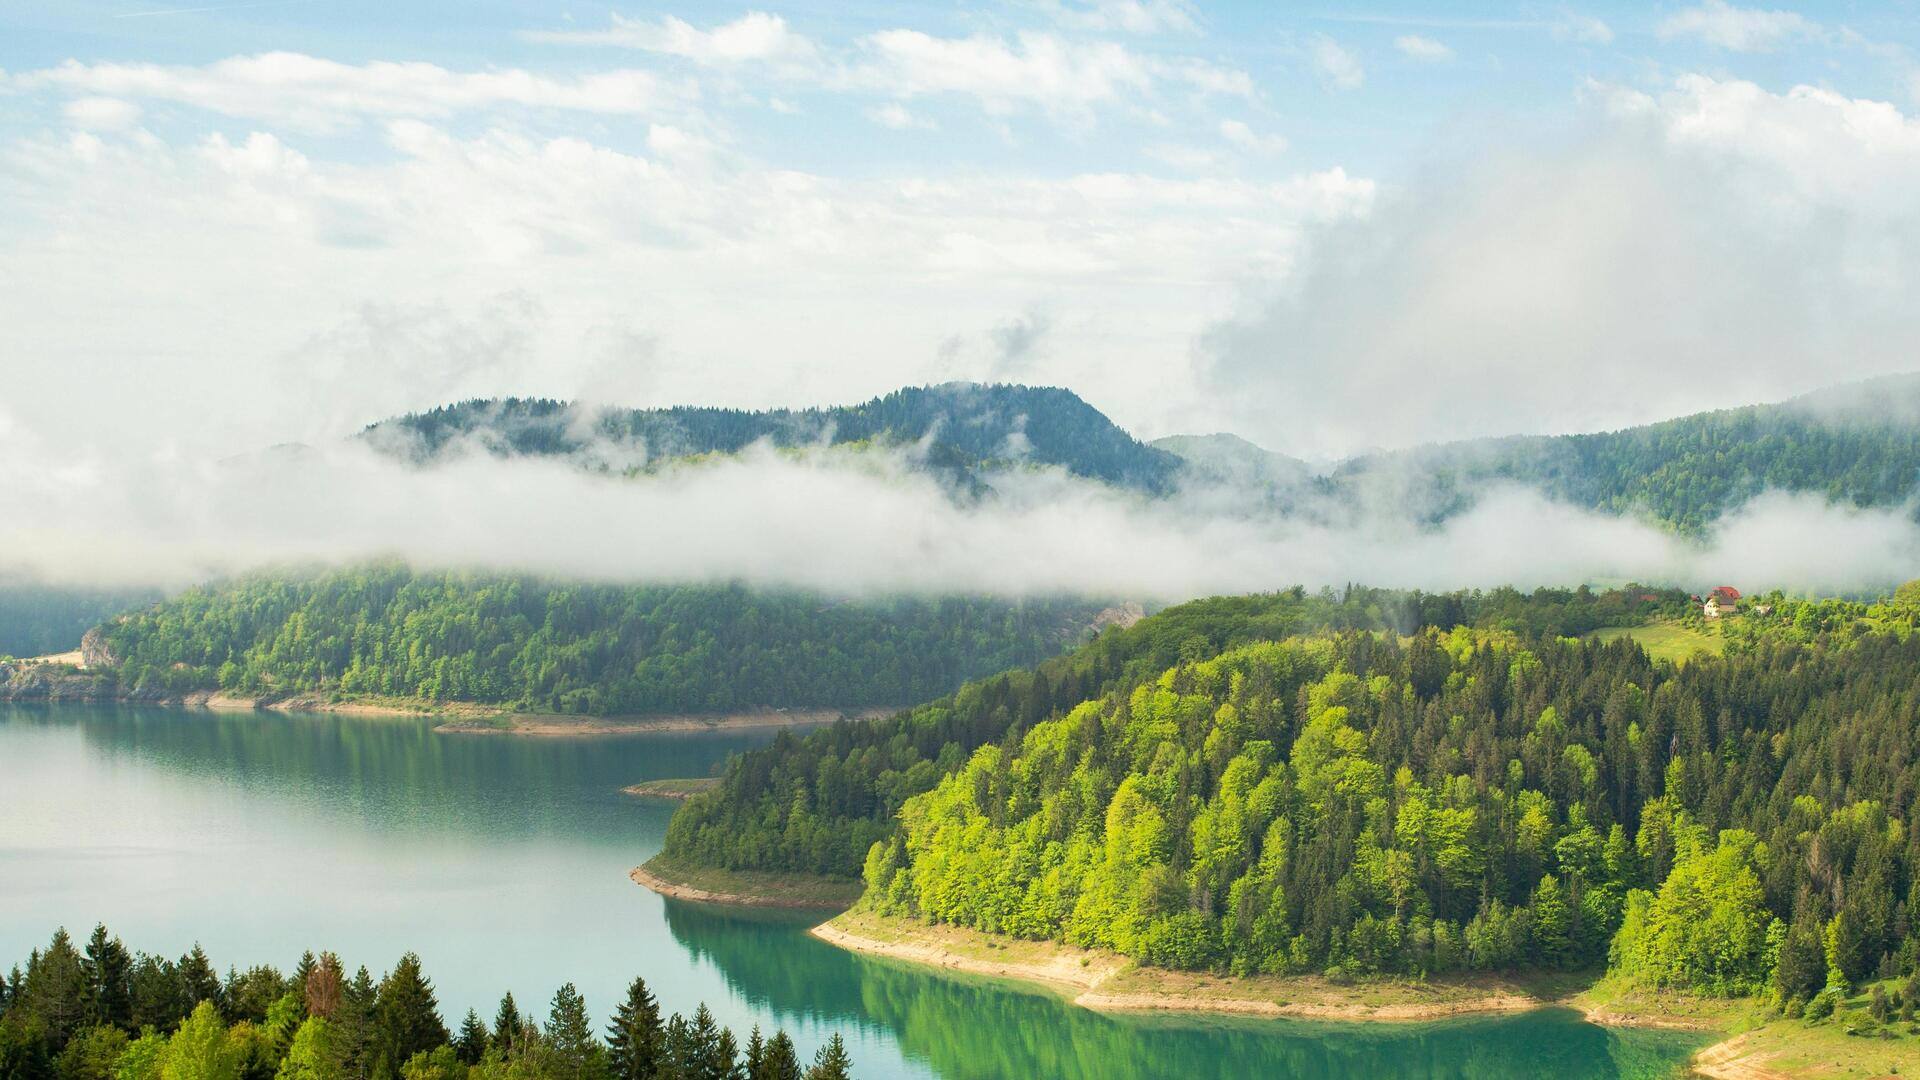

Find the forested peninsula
[[4, 565, 1108, 720], [650, 584, 1920, 1073]]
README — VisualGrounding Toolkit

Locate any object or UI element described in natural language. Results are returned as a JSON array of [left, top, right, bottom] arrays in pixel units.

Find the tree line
[[98, 564, 1098, 716], [0, 927, 855, 1080]]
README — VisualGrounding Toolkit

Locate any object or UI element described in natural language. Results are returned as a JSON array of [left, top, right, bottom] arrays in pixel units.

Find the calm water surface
[[0, 705, 1708, 1079]]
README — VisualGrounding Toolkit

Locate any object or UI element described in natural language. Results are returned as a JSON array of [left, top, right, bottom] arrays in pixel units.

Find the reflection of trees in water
[[4, 705, 759, 838], [663, 902, 1705, 1080]]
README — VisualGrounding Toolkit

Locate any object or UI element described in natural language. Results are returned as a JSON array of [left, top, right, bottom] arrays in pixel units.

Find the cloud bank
[[1, 435, 1912, 601]]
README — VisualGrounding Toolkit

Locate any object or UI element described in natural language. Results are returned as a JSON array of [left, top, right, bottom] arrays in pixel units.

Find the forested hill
[[1318, 373, 1920, 532], [83, 565, 1110, 715], [667, 584, 1920, 1010], [363, 383, 1183, 495]]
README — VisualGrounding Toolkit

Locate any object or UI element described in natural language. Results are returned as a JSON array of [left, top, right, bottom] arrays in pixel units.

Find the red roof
[[1711, 586, 1741, 602]]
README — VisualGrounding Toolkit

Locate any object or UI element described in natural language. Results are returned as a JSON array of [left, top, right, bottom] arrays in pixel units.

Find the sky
[[5, 0, 1920, 464], [6, 2, 1920, 597]]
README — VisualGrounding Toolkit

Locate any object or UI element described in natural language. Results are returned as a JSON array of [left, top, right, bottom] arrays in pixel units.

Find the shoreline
[[0, 685, 895, 738], [810, 911, 1562, 1024], [629, 857, 862, 911]]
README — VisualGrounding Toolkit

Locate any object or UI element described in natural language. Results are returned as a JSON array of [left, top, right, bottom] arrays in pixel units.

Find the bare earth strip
[[811, 912, 1550, 1022], [1688, 1033, 1792, 1080]]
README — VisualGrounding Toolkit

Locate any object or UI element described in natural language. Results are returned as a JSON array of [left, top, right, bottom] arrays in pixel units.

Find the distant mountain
[[365, 374, 1920, 532], [1324, 373, 1920, 532], [1149, 433, 1313, 491], [364, 382, 1184, 495]]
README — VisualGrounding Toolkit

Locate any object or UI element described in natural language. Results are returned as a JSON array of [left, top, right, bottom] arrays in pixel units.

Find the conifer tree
[[453, 1010, 488, 1066], [82, 925, 132, 1028], [304, 954, 343, 1021], [370, 953, 447, 1077], [179, 945, 223, 1016], [802, 1034, 851, 1080], [761, 1033, 802, 1080], [22, 929, 90, 1050], [491, 993, 522, 1056], [742, 1028, 765, 1080], [605, 977, 663, 1080], [544, 983, 606, 1080]]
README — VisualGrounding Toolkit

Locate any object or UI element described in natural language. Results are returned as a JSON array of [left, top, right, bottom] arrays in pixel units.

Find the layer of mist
[[2, 434, 1913, 600]]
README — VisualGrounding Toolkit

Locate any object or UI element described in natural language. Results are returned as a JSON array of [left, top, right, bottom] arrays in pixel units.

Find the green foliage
[[102, 565, 1099, 716], [0, 931, 857, 1080], [686, 588, 1920, 995], [663, 585, 1676, 878]]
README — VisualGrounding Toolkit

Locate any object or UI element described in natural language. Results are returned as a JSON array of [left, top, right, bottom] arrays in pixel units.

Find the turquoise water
[[0, 705, 1708, 1078]]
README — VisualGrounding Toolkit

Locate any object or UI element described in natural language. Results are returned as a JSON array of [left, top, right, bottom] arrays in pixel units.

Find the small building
[[1704, 597, 1723, 619], [1710, 585, 1742, 607]]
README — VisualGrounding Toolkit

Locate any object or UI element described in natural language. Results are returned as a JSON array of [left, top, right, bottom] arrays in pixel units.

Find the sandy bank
[[811, 912, 1554, 1023], [622, 778, 721, 800]]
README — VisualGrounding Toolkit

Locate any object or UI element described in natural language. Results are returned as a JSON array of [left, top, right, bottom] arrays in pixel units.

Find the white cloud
[[1219, 119, 1287, 155], [0, 117, 1372, 463], [62, 96, 142, 130], [1553, 13, 1615, 45], [1043, 0, 1200, 35], [527, 11, 818, 69], [1656, 0, 1819, 52], [1311, 37, 1365, 91], [1202, 74, 1920, 455], [12, 53, 672, 132], [850, 30, 1250, 119], [867, 102, 935, 130], [1394, 35, 1454, 62], [4, 435, 1914, 601]]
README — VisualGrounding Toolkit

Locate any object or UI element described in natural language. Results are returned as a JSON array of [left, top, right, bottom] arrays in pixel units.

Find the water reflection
[[662, 901, 1707, 1080]]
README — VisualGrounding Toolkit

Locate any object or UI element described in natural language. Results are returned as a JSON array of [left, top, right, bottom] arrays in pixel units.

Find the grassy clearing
[[1588, 620, 1726, 665]]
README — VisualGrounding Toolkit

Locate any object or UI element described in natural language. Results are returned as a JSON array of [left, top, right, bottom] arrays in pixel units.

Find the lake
[[0, 705, 1709, 1078]]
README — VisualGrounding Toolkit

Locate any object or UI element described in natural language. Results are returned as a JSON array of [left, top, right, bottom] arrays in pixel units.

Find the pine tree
[[802, 1034, 851, 1080], [82, 925, 132, 1029], [605, 977, 663, 1080], [21, 929, 91, 1050], [453, 1010, 488, 1066], [544, 983, 607, 1080], [370, 953, 447, 1078], [742, 1028, 765, 1080], [710, 1028, 739, 1080], [491, 993, 522, 1055], [179, 945, 223, 1017], [761, 1033, 802, 1080]]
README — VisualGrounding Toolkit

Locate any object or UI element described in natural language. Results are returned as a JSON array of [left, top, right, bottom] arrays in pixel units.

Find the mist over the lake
[[3, 432, 1913, 599]]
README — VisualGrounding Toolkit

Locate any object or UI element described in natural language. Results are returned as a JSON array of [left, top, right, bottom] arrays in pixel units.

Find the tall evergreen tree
[[760, 1032, 801, 1080], [21, 929, 90, 1050], [742, 1028, 765, 1080], [452, 1010, 488, 1066], [491, 993, 522, 1056], [802, 1035, 851, 1080], [81, 925, 132, 1029], [605, 977, 663, 1080], [179, 945, 223, 1016], [370, 954, 447, 1079], [544, 983, 606, 1080]]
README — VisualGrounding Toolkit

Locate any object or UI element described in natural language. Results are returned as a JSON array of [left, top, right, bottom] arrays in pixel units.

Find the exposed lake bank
[[0, 669, 891, 737], [631, 855, 863, 910], [810, 910, 1563, 1024]]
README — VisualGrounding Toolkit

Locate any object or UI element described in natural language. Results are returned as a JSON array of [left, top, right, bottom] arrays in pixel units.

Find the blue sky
[[3, 0, 1920, 462]]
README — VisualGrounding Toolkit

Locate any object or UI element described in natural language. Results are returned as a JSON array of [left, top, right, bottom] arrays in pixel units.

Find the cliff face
[[80, 626, 118, 670]]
